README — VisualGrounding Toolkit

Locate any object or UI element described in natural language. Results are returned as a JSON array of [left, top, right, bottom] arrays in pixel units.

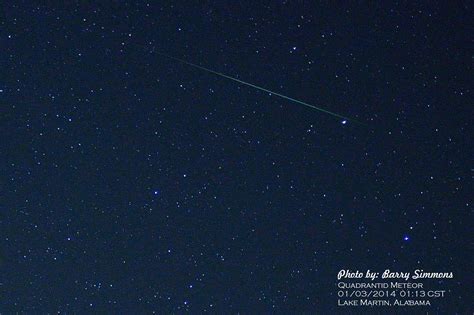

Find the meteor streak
[[157, 52, 362, 125]]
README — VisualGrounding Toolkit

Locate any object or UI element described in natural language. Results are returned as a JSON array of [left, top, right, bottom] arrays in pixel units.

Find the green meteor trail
[[158, 52, 361, 124]]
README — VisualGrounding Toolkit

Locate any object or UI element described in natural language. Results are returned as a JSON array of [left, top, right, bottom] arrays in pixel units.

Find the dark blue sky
[[1, 2, 472, 313]]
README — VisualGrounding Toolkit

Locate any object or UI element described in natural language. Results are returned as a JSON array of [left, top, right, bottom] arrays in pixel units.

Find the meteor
[[157, 52, 363, 125]]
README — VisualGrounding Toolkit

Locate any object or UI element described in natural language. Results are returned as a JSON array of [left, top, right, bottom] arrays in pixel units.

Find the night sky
[[1, 2, 472, 314]]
